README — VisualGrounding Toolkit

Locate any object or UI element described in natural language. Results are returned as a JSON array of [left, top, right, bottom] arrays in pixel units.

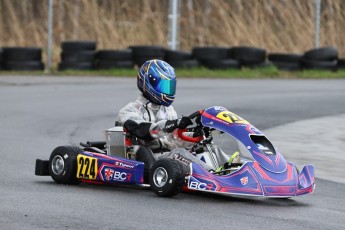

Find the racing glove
[[165, 116, 193, 133]]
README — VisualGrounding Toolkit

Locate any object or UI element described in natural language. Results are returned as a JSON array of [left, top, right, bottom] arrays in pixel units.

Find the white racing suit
[[117, 95, 213, 171]]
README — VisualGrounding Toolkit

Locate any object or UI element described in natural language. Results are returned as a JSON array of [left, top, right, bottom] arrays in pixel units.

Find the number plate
[[216, 111, 249, 124], [77, 155, 98, 180]]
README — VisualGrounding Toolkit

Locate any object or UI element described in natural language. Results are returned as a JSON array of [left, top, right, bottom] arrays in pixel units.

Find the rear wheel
[[49, 146, 80, 185], [150, 158, 185, 197]]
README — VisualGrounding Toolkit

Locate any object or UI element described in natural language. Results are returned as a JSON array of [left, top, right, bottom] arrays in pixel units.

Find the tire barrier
[[230, 46, 267, 68], [268, 53, 303, 71], [1, 42, 345, 72], [192, 47, 239, 69], [58, 41, 96, 71], [302, 59, 338, 71], [164, 50, 198, 68], [129, 46, 166, 67], [95, 49, 134, 69], [0, 50, 3, 70], [302, 47, 338, 71], [2, 47, 44, 71], [338, 59, 345, 70]]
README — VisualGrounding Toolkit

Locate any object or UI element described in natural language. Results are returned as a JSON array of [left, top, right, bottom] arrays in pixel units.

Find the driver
[[117, 59, 237, 173]]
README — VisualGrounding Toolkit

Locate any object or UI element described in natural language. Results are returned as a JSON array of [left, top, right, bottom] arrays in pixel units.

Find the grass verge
[[1, 66, 345, 79]]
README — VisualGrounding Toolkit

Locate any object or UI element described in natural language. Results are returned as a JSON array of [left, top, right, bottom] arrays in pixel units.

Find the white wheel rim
[[153, 167, 168, 187], [52, 155, 65, 175]]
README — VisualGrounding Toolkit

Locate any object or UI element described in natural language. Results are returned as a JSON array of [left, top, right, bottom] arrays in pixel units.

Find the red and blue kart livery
[[186, 106, 315, 197], [35, 106, 315, 198]]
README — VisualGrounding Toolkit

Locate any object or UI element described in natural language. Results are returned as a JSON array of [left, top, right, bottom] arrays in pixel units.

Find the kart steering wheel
[[177, 110, 204, 143]]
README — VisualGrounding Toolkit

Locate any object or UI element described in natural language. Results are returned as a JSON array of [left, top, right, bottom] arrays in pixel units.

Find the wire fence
[[0, 0, 344, 67]]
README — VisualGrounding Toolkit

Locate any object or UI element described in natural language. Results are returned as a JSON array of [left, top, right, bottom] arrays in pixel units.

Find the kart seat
[[83, 147, 106, 155], [135, 145, 156, 183], [136, 145, 156, 169]]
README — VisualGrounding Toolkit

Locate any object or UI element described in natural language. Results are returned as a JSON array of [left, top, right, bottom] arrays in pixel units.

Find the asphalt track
[[1, 76, 345, 230]]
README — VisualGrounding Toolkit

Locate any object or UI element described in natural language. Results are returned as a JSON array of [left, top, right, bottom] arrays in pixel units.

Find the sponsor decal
[[113, 171, 131, 181], [214, 106, 225, 111], [104, 168, 114, 181], [115, 161, 135, 169], [206, 121, 214, 126], [240, 176, 249, 185], [173, 154, 192, 166], [189, 181, 214, 190], [101, 166, 132, 182]]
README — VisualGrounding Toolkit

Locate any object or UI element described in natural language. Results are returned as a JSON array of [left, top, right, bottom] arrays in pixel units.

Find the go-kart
[[35, 106, 315, 198]]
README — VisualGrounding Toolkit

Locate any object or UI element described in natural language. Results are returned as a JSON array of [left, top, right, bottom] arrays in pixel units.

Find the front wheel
[[49, 145, 80, 185], [150, 158, 185, 197]]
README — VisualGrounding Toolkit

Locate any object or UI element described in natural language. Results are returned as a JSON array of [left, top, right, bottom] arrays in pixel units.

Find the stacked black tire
[[2, 47, 44, 71], [193, 47, 239, 69], [164, 50, 198, 68], [0, 50, 3, 70], [230, 46, 270, 68], [58, 41, 96, 71], [95, 49, 134, 69], [192, 46, 270, 69], [268, 53, 302, 71], [130, 46, 166, 67], [338, 58, 345, 70], [301, 47, 338, 71]]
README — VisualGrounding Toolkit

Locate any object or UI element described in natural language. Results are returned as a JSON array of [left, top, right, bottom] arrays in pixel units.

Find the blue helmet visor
[[155, 78, 176, 96]]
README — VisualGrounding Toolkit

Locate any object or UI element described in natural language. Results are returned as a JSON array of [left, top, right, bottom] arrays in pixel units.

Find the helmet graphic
[[137, 59, 176, 106]]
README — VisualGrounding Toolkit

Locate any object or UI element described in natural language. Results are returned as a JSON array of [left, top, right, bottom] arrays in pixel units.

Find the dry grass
[[0, 0, 344, 66]]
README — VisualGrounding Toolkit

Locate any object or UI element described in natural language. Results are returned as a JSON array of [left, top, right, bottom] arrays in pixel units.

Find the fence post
[[314, 0, 321, 48], [168, 0, 180, 50], [46, 0, 54, 73]]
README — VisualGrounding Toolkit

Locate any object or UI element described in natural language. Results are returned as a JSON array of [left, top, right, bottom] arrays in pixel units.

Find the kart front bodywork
[[187, 162, 315, 197]]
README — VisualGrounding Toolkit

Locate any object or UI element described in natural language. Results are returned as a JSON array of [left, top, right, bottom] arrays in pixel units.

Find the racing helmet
[[137, 59, 176, 107]]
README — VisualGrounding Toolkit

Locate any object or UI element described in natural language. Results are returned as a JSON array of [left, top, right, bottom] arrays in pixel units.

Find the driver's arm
[[118, 103, 192, 141], [123, 118, 192, 141]]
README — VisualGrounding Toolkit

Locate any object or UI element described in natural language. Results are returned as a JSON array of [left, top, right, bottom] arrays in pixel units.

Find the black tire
[[58, 62, 94, 71], [230, 46, 266, 66], [165, 50, 193, 61], [49, 146, 80, 185], [192, 47, 229, 60], [96, 60, 134, 69], [268, 53, 302, 63], [133, 56, 165, 67], [150, 158, 185, 197], [303, 47, 338, 61], [302, 59, 337, 70], [338, 58, 345, 69], [3, 47, 42, 61], [271, 61, 301, 71], [202, 58, 240, 69], [96, 49, 132, 61], [168, 59, 199, 68], [4, 61, 44, 71], [61, 51, 96, 63], [245, 61, 274, 69], [0, 50, 4, 65], [61, 41, 96, 52], [129, 46, 166, 57]]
